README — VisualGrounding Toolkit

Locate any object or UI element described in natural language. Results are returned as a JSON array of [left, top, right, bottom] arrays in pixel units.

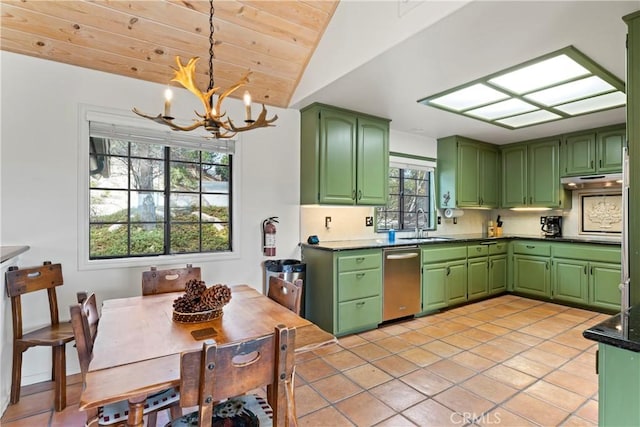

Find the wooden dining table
[[78, 284, 337, 426]]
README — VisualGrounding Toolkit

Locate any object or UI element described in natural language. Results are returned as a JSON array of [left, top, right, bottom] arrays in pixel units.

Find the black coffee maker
[[541, 216, 562, 238]]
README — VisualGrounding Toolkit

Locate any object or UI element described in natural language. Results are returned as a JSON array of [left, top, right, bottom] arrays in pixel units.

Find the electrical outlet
[[325, 216, 332, 229], [365, 216, 373, 227], [540, 216, 547, 224], [437, 216, 442, 225]]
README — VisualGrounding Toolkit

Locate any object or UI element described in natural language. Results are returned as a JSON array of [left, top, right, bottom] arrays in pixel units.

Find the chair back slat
[[268, 276, 303, 315], [142, 264, 201, 295], [179, 325, 296, 426], [6, 263, 63, 297], [69, 292, 99, 377]]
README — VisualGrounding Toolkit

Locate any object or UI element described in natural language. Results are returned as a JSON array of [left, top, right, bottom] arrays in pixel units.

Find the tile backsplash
[[300, 187, 622, 243]]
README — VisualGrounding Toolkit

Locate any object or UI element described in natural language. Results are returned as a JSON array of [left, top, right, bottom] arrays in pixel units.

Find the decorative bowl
[[172, 307, 224, 323]]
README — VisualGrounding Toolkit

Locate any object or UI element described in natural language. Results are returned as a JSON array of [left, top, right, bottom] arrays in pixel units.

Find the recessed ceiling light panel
[[466, 98, 538, 120], [489, 54, 590, 94], [417, 46, 625, 129], [427, 83, 508, 111], [525, 76, 615, 106]]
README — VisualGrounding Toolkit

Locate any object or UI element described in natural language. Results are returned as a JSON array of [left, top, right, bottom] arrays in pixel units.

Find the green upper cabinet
[[561, 124, 625, 176], [501, 139, 570, 209], [437, 136, 499, 209], [300, 103, 389, 205]]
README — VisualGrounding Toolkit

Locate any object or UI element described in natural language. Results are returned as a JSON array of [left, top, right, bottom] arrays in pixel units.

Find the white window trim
[[77, 104, 242, 271]]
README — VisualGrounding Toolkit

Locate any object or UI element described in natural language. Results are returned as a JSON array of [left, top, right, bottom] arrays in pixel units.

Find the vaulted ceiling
[[0, 0, 339, 108]]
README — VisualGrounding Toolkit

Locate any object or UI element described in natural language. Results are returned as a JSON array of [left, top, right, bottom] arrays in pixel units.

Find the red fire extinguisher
[[262, 217, 279, 256]]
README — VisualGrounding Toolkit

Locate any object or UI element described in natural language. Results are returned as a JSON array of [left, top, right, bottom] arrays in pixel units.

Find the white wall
[[0, 51, 301, 412]]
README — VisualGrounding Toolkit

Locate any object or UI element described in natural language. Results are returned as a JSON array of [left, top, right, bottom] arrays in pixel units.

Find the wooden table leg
[[127, 395, 147, 427]]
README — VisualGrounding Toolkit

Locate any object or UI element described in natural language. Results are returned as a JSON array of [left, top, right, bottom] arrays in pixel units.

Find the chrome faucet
[[416, 208, 428, 238]]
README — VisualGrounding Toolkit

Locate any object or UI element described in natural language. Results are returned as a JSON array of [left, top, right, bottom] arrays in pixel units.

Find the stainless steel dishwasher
[[383, 246, 421, 321]]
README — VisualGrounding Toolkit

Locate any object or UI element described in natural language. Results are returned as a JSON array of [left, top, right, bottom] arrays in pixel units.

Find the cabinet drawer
[[553, 244, 621, 263], [467, 244, 489, 257], [422, 245, 467, 263], [489, 242, 508, 255], [338, 269, 382, 302], [338, 296, 381, 334], [337, 251, 381, 272], [513, 241, 551, 257]]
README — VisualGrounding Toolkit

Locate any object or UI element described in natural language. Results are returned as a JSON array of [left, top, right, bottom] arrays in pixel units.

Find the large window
[[88, 127, 232, 259], [376, 161, 434, 232]]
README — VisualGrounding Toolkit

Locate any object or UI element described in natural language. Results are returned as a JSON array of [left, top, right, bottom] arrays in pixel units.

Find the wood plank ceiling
[[0, 0, 339, 108]]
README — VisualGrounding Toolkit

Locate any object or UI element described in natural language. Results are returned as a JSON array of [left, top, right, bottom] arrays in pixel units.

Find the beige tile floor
[[1, 294, 608, 426]]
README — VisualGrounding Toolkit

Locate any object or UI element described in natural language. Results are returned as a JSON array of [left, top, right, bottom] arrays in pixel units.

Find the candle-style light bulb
[[243, 90, 253, 122], [163, 88, 173, 118]]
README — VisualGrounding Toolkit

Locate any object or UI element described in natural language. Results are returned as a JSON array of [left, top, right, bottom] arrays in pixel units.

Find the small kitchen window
[[376, 154, 435, 232]]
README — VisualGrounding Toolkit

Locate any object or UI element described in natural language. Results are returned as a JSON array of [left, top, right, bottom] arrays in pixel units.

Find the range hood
[[560, 173, 623, 189]]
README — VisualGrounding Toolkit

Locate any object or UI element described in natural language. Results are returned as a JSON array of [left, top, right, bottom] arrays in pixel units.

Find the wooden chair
[[268, 276, 303, 315], [70, 292, 182, 426], [5, 261, 76, 411], [169, 324, 297, 427], [142, 264, 201, 295]]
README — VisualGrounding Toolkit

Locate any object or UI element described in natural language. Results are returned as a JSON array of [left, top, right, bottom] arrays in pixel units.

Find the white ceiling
[[292, 0, 640, 144]]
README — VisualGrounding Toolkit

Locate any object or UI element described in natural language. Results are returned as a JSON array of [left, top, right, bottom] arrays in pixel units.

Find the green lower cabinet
[[468, 257, 489, 301], [489, 255, 507, 294], [513, 255, 551, 298], [422, 262, 448, 312], [598, 343, 640, 426], [421, 259, 467, 311], [590, 262, 621, 311], [552, 258, 589, 305], [337, 296, 382, 335], [447, 261, 468, 305]]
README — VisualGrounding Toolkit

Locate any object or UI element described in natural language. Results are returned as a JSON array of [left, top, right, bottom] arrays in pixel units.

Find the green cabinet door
[[468, 257, 489, 300], [597, 127, 625, 173], [480, 147, 499, 207], [447, 260, 468, 305], [528, 139, 562, 207], [422, 262, 448, 312], [553, 258, 589, 304], [563, 133, 596, 176], [489, 255, 507, 294], [319, 109, 357, 204], [356, 117, 389, 205], [598, 343, 640, 426], [457, 141, 480, 207], [513, 255, 550, 297], [501, 145, 527, 208], [590, 262, 621, 311]]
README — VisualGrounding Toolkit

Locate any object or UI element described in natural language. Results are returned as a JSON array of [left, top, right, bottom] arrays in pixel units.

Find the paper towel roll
[[443, 208, 464, 218]]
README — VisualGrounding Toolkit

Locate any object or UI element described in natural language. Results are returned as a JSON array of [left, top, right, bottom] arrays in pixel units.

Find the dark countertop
[[1, 246, 30, 263], [583, 306, 640, 352], [300, 234, 621, 251]]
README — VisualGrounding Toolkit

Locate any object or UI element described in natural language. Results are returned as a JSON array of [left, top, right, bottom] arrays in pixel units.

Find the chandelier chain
[[208, 0, 215, 93]]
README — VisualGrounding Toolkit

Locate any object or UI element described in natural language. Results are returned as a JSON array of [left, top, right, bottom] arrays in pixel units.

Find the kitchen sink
[[397, 236, 452, 242]]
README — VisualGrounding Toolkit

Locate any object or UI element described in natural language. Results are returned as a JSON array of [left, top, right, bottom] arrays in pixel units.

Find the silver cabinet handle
[[356, 301, 365, 307], [386, 253, 419, 260], [356, 273, 365, 278]]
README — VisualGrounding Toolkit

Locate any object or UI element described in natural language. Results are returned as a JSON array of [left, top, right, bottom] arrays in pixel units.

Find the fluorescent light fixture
[[418, 46, 625, 129], [428, 83, 508, 111]]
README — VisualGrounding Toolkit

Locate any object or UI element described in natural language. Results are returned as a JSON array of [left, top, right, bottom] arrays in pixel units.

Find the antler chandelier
[[133, 0, 277, 139]]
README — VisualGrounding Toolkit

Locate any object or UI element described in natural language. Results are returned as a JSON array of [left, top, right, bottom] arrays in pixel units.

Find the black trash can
[[265, 259, 306, 316]]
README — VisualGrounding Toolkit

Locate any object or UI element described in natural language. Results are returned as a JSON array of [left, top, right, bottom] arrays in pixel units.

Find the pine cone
[[201, 284, 232, 309], [185, 279, 206, 297], [173, 294, 201, 313]]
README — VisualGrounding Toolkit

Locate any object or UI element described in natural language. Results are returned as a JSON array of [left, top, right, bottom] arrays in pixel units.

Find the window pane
[[90, 189, 128, 222], [171, 223, 201, 253], [202, 223, 230, 251], [130, 223, 164, 255], [202, 204, 229, 222], [131, 158, 165, 191], [90, 224, 129, 258], [106, 140, 129, 156], [130, 142, 164, 159], [170, 193, 199, 219], [172, 147, 200, 162], [130, 191, 165, 222], [90, 156, 128, 189], [170, 161, 201, 192], [377, 165, 433, 232]]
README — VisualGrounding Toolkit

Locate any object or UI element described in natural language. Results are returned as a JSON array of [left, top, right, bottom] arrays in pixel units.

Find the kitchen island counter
[[301, 234, 620, 252], [583, 306, 640, 352]]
